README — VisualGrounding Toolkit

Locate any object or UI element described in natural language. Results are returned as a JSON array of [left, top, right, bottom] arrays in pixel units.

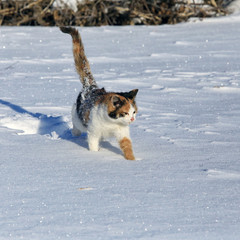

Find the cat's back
[[76, 87, 107, 127]]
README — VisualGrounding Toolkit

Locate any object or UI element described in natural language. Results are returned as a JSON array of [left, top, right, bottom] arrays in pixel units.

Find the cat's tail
[[60, 27, 97, 88]]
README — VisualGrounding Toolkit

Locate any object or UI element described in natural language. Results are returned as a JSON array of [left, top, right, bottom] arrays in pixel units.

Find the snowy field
[[1, 15, 240, 239]]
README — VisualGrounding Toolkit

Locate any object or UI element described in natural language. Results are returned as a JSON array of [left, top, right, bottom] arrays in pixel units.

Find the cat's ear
[[111, 95, 123, 108], [128, 89, 138, 100]]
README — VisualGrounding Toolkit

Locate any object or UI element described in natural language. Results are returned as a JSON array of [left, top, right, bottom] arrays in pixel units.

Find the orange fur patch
[[119, 137, 135, 160], [95, 93, 126, 108], [100, 93, 132, 118], [70, 29, 95, 86]]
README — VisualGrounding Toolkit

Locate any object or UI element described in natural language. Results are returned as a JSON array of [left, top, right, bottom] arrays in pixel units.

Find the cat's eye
[[119, 112, 129, 117], [133, 111, 136, 114]]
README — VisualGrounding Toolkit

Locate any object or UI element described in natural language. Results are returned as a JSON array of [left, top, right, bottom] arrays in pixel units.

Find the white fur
[[71, 103, 136, 152]]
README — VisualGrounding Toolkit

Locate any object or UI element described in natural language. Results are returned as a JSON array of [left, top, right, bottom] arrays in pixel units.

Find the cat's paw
[[88, 142, 100, 152], [125, 154, 135, 160], [89, 147, 99, 152]]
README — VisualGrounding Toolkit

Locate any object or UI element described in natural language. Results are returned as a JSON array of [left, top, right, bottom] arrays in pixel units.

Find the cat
[[60, 27, 138, 160]]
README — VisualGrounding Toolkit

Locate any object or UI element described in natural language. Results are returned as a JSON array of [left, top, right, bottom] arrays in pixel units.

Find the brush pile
[[0, 0, 228, 26]]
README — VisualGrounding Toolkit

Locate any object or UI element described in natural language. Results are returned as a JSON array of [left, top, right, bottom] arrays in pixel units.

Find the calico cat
[[60, 27, 138, 160]]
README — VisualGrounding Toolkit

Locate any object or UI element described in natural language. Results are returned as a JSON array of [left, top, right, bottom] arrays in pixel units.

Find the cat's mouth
[[127, 117, 135, 124]]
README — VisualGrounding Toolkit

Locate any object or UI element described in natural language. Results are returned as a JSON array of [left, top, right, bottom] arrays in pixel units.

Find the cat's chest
[[89, 106, 127, 137], [90, 107, 118, 130]]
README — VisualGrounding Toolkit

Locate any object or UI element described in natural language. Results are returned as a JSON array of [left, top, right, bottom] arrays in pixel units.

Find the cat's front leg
[[88, 133, 100, 152], [119, 137, 135, 160]]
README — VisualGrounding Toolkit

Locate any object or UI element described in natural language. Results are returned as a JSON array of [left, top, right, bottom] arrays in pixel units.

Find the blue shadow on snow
[[0, 99, 88, 148], [0, 99, 122, 156]]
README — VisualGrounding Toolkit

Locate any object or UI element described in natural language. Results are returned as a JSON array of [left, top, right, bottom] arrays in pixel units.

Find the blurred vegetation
[[0, 0, 228, 26]]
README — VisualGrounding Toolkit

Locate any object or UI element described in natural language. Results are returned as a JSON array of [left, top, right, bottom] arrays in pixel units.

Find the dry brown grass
[[0, 0, 227, 26]]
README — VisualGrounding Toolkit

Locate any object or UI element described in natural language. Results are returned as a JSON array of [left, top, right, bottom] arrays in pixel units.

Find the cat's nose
[[130, 117, 135, 122]]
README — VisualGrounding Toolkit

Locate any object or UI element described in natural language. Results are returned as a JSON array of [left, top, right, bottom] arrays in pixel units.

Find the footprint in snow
[[204, 169, 240, 180]]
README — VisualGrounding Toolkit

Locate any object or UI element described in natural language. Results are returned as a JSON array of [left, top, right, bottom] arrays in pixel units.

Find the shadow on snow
[[0, 99, 122, 157]]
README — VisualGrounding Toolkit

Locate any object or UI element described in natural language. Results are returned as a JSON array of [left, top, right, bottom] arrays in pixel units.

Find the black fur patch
[[108, 105, 121, 119], [76, 87, 106, 127], [116, 89, 138, 100], [109, 111, 118, 119], [108, 97, 125, 119]]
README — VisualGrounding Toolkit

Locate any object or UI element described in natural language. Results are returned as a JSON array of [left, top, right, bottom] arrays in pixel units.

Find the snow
[[227, 0, 240, 13], [53, 0, 84, 12], [1, 15, 240, 239]]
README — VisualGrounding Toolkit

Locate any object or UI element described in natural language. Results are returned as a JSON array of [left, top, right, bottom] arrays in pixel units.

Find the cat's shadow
[[72, 133, 122, 156], [100, 140, 123, 156], [62, 131, 123, 158], [0, 99, 122, 157]]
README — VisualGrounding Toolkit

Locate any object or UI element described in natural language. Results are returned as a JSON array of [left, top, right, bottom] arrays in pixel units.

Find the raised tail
[[60, 27, 97, 88]]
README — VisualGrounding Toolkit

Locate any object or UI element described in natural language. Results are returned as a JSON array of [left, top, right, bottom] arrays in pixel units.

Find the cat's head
[[107, 89, 138, 125]]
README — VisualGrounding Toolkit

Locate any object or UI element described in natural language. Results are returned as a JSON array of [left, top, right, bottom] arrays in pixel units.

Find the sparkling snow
[[0, 15, 240, 239]]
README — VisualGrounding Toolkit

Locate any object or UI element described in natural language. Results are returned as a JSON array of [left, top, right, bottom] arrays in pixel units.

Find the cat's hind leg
[[71, 103, 85, 136], [72, 124, 81, 136]]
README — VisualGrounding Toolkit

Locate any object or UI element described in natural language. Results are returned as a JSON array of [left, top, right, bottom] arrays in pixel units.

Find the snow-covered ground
[[1, 15, 240, 240], [53, 0, 83, 12], [227, 0, 240, 13]]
